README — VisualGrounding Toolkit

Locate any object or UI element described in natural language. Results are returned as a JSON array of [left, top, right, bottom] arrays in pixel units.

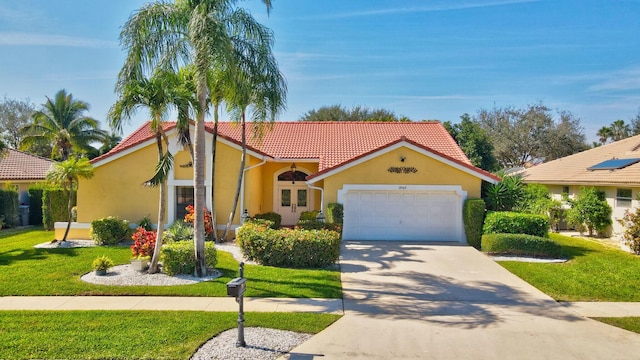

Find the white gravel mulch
[[81, 264, 222, 286], [34, 239, 97, 249], [191, 327, 311, 360]]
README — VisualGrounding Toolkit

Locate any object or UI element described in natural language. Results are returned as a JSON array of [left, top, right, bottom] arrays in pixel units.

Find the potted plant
[[130, 227, 156, 271], [92, 255, 114, 276]]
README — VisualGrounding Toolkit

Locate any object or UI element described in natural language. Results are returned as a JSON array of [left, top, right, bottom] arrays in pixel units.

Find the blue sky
[[1, 0, 639, 141]]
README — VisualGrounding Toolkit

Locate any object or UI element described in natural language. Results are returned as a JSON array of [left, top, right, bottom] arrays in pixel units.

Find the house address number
[[387, 166, 418, 174]]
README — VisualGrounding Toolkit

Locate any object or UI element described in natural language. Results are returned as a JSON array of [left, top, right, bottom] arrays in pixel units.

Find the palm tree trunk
[[62, 187, 72, 241], [222, 110, 246, 241], [193, 76, 208, 277], [210, 104, 219, 241], [149, 132, 166, 274]]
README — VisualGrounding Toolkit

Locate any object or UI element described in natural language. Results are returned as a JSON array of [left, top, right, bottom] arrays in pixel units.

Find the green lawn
[[496, 233, 640, 302], [0, 227, 342, 298], [0, 310, 341, 359], [593, 317, 640, 334]]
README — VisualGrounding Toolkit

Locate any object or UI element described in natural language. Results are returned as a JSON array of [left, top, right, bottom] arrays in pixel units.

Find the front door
[[277, 186, 309, 225]]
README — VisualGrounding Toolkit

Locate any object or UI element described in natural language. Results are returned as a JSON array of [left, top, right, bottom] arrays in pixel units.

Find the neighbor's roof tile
[[0, 148, 55, 181], [521, 134, 640, 186]]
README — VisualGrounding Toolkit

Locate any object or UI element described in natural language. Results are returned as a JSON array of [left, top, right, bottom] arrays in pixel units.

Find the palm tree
[[109, 69, 192, 274], [596, 126, 612, 145], [221, 35, 287, 240], [119, 0, 274, 276], [21, 89, 107, 160], [609, 119, 631, 141], [99, 132, 123, 155], [46, 157, 94, 242]]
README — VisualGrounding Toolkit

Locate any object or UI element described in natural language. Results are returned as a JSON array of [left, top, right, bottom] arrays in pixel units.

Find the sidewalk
[[2, 296, 640, 318], [0, 296, 344, 314]]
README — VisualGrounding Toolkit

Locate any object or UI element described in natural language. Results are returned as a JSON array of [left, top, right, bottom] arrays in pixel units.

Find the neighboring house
[[61, 121, 499, 242], [520, 134, 640, 244], [0, 148, 55, 204]]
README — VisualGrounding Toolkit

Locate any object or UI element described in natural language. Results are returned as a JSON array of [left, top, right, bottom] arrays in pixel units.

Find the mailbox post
[[226, 262, 247, 347]]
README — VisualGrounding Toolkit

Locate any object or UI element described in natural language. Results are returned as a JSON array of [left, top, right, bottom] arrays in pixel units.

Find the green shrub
[[253, 212, 281, 229], [463, 198, 485, 249], [27, 183, 48, 225], [92, 255, 115, 271], [42, 188, 68, 231], [566, 187, 612, 236], [618, 208, 640, 254], [161, 241, 217, 276], [237, 221, 341, 268], [299, 210, 319, 221], [163, 220, 194, 243], [483, 211, 549, 237], [0, 188, 19, 228], [482, 173, 523, 211], [90, 217, 131, 245], [481, 233, 562, 258], [136, 215, 153, 231], [295, 220, 342, 233], [327, 203, 343, 225]]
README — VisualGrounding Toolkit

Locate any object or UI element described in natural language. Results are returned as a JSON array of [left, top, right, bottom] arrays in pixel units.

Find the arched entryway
[[274, 167, 313, 225]]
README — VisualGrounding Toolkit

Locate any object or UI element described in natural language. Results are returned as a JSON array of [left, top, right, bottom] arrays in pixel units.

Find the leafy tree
[[609, 119, 631, 141], [300, 104, 407, 122], [20, 90, 107, 160], [475, 103, 587, 168], [46, 157, 94, 242], [221, 26, 287, 241], [0, 137, 6, 156], [482, 172, 523, 211], [0, 96, 35, 148], [444, 114, 498, 172], [99, 132, 123, 156], [109, 69, 193, 274], [119, 0, 275, 276], [566, 187, 612, 236], [618, 207, 640, 254]]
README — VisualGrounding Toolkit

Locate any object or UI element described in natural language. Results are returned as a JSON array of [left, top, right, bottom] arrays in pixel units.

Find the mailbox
[[226, 277, 247, 297]]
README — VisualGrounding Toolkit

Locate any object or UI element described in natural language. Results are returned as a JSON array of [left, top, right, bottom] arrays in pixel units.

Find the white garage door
[[342, 188, 464, 242]]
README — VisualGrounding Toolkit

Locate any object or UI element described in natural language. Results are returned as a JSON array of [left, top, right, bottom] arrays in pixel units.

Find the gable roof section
[[0, 148, 55, 181], [306, 137, 501, 183], [521, 134, 640, 186], [95, 121, 496, 181]]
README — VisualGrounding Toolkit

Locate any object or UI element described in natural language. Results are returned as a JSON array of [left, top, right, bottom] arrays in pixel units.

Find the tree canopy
[[0, 96, 35, 149], [300, 104, 408, 122], [474, 103, 588, 168], [443, 113, 498, 172]]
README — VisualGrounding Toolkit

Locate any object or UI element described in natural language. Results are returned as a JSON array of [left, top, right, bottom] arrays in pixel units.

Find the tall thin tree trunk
[[222, 110, 246, 241], [149, 132, 166, 274], [193, 76, 207, 277], [210, 104, 219, 241], [62, 186, 72, 241]]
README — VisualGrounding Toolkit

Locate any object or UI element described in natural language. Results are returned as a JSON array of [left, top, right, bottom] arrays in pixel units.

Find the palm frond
[[143, 151, 174, 187]]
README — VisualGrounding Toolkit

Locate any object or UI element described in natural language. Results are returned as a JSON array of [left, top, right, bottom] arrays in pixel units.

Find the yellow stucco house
[[60, 121, 499, 242]]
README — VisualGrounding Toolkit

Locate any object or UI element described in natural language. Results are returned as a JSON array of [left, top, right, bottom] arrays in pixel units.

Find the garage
[[340, 185, 466, 242]]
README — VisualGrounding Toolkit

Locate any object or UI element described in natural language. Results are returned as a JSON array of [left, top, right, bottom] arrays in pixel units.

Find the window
[[176, 186, 194, 221], [562, 186, 569, 194], [616, 188, 632, 208]]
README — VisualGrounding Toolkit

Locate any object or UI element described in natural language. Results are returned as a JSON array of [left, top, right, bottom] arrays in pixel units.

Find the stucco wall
[[321, 147, 482, 213]]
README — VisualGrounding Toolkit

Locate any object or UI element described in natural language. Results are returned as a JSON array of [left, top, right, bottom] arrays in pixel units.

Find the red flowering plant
[[184, 205, 214, 236], [130, 227, 157, 258]]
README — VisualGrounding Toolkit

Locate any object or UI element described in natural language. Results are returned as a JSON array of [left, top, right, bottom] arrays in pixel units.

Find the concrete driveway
[[288, 241, 640, 359]]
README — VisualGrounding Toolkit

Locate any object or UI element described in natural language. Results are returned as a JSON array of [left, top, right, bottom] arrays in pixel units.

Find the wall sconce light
[[400, 156, 406, 163], [291, 163, 297, 184]]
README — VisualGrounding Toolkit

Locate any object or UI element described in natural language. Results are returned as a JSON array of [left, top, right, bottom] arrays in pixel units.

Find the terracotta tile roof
[[96, 121, 474, 172], [521, 134, 640, 186], [0, 148, 55, 181]]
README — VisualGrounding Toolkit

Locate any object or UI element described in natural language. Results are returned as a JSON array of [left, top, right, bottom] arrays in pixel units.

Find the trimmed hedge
[[42, 188, 69, 231], [253, 212, 281, 229], [299, 210, 319, 221], [327, 203, 343, 225], [90, 217, 131, 245], [27, 183, 48, 226], [236, 221, 341, 268], [0, 188, 19, 228], [160, 241, 217, 276], [481, 233, 562, 258], [463, 198, 485, 250], [483, 211, 549, 238]]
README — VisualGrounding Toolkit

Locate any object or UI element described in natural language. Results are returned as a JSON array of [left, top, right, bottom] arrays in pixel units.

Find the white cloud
[[311, 0, 540, 19], [0, 32, 117, 48]]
